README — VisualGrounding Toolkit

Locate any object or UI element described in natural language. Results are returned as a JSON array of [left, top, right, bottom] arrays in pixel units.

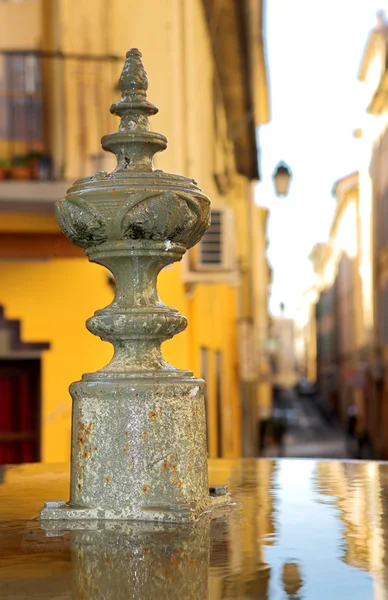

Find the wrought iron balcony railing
[[0, 50, 122, 182]]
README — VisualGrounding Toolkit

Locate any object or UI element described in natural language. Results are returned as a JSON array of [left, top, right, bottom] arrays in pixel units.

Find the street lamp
[[273, 162, 292, 197], [282, 562, 303, 597]]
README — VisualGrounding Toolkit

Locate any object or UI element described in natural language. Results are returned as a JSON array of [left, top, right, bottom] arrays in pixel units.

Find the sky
[[256, 0, 388, 318]]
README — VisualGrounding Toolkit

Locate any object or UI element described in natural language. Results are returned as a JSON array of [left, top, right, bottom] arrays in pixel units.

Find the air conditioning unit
[[195, 206, 236, 271], [182, 206, 239, 285]]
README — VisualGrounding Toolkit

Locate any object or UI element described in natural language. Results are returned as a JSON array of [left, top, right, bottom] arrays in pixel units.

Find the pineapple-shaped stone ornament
[[39, 49, 228, 522]]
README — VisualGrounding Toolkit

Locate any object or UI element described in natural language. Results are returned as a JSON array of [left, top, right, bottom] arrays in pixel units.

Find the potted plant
[[0, 158, 10, 180], [27, 151, 52, 180], [11, 155, 31, 180], [27, 151, 41, 180]]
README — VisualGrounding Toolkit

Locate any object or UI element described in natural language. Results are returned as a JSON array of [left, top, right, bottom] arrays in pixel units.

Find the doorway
[[0, 359, 41, 464]]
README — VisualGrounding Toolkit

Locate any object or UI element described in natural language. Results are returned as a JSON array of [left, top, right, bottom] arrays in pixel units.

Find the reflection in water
[[3, 459, 388, 598], [44, 519, 210, 599], [282, 562, 303, 599], [32, 461, 278, 599], [313, 461, 388, 599], [209, 459, 278, 599]]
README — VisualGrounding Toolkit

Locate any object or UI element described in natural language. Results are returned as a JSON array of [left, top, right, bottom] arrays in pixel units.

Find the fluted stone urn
[[39, 49, 227, 522]]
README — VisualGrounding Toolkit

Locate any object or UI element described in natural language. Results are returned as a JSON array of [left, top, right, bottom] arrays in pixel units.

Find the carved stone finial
[[110, 48, 159, 136], [119, 49, 149, 95], [102, 48, 166, 171], [39, 50, 228, 523]]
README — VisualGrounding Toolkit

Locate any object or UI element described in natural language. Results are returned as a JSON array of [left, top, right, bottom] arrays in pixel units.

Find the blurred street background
[[262, 385, 352, 459], [0, 0, 387, 464]]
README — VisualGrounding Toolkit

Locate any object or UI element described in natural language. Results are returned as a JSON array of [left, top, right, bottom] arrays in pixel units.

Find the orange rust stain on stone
[[148, 410, 157, 421], [123, 431, 130, 453], [105, 477, 111, 484], [160, 457, 182, 486], [142, 431, 149, 438], [171, 555, 181, 569], [76, 422, 95, 467], [142, 483, 150, 494]]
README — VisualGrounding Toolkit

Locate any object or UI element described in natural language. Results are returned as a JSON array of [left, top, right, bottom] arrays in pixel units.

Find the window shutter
[[194, 206, 236, 272]]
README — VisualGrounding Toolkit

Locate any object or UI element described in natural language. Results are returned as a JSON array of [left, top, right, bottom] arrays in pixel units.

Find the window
[[0, 53, 43, 152], [194, 206, 237, 272]]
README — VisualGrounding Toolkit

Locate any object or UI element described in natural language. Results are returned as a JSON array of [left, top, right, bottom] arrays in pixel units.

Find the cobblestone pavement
[[262, 388, 351, 459]]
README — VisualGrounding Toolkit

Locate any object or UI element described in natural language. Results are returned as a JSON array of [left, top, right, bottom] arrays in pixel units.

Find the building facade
[[0, 0, 271, 463], [356, 13, 388, 458], [307, 13, 388, 458], [315, 460, 388, 591], [309, 173, 366, 433], [268, 317, 297, 389], [294, 287, 318, 383]]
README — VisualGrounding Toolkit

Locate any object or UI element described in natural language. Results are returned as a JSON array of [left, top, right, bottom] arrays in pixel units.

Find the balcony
[[0, 50, 122, 213]]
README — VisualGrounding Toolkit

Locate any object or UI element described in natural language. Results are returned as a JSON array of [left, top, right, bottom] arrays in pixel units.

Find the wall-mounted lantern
[[273, 162, 292, 197]]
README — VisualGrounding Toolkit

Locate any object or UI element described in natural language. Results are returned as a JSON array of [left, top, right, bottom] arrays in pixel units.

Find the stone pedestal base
[[39, 375, 228, 523], [39, 493, 230, 523]]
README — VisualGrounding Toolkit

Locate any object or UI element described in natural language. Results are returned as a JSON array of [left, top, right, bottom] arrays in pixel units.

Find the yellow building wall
[[0, 0, 42, 49], [0, 258, 112, 462], [189, 283, 240, 458], [252, 203, 272, 420], [0, 0, 247, 461], [0, 213, 59, 233]]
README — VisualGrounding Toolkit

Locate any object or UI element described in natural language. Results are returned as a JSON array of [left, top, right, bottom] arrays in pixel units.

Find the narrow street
[[263, 388, 351, 459]]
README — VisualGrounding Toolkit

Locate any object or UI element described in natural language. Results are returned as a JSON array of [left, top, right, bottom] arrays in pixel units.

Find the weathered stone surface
[[39, 49, 227, 522]]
